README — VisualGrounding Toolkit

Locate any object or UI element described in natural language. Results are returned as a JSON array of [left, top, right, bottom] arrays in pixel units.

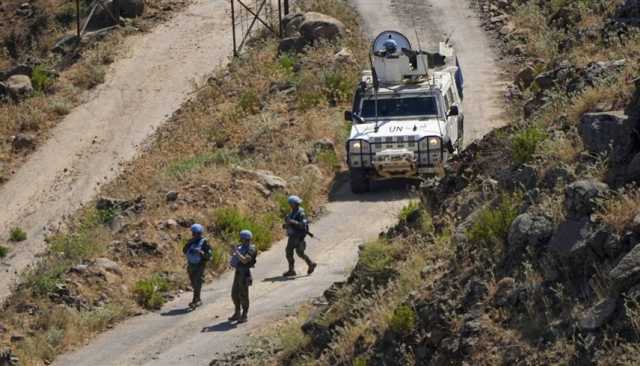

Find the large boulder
[[564, 180, 608, 218], [578, 297, 618, 331], [507, 213, 554, 251], [610, 244, 640, 293], [6, 74, 33, 101], [579, 111, 633, 162], [299, 12, 345, 43], [617, 0, 640, 19], [626, 152, 640, 182], [86, 0, 144, 31], [282, 12, 306, 36], [11, 133, 35, 151], [232, 167, 287, 192]]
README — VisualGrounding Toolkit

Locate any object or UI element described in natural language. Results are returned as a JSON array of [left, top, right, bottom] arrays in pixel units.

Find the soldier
[[228, 229, 257, 323], [182, 223, 213, 309], [282, 195, 317, 277]]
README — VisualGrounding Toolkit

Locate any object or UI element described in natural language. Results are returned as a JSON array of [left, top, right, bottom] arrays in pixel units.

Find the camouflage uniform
[[231, 243, 257, 318], [284, 208, 315, 274], [182, 237, 213, 304]]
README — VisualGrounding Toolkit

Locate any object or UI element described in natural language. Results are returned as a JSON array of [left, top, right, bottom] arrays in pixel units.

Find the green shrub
[[273, 192, 291, 218], [208, 245, 228, 272], [353, 356, 369, 366], [96, 207, 118, 224], [389, 304, 416, 335], [359, 241, 396, 273], [25, 263, 68, 297], [317, 150, 340, 172], [398, 201, 421, 222], [167, 150, 239, 178], [31, 65, 54, 93], [9, 227, 27, 242], [467, 194, 521, 255], [278, 53, 298, 75], [133, 273, 170, 310], [511, 126, 546, 165], [212, 207, 274, 251], [323, 70, 353, 104], [0, 245, 8, 258]]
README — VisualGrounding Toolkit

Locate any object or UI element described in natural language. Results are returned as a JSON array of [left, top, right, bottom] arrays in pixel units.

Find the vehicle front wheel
[[349, 169, 370, 194]]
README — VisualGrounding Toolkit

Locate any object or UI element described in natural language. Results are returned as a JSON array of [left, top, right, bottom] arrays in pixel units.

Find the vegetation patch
[[0, 245, 9, 258], [467, 194, 521, 257], [9, 227, 27, 242], [133, 273, 171, 310], [212, 207, 275, 252]]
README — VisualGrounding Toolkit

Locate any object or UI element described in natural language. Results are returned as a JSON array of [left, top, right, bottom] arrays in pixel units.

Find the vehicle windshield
[[360, 96, 440, 119]]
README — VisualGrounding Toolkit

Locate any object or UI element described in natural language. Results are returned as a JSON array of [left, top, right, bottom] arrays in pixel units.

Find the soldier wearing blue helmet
[[282, 195, 317, 277], [228, 229, 257, 323], [182, 223, 213, 309]]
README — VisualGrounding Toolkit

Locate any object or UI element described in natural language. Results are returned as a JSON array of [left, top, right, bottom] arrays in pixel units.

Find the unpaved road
[[54, 186, 410, 365], [0, 0, 232, 301]]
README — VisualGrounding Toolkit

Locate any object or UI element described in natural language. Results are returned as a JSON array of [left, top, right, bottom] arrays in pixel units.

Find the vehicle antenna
[[368, 52, 381, 133]]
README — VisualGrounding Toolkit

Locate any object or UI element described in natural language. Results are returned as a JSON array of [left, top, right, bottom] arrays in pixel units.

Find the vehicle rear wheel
[[349, 169, 370, 194]]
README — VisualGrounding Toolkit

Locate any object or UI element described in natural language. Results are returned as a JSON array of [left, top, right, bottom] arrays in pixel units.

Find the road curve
[[54, 186, 409, 366], [0, 0, 232, 302]]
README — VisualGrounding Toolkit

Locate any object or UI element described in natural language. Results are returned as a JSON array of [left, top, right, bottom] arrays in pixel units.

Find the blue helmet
[[383, 38, 398, 54], [191, 223, 204, 234], [288, 195, 302, 205], [240, 230, 253, 240]]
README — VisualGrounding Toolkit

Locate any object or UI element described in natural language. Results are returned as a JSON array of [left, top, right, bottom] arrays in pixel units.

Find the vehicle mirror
[[344, 111, 353, 122], [448, 105, 459, 117]]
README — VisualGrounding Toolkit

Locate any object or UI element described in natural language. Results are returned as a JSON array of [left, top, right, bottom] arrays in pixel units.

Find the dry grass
[[596, 186, 640, 233]]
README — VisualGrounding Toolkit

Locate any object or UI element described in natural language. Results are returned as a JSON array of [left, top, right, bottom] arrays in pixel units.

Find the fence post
[[76, 0, 81, 44], [231, 0, 238, 56]]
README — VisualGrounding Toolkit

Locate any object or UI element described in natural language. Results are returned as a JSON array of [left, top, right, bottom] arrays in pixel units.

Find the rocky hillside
[[223, 1, 640, 365]]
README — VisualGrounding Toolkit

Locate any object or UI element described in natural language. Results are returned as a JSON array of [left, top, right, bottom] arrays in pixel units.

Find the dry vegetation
[[0, 0, 367, 365]]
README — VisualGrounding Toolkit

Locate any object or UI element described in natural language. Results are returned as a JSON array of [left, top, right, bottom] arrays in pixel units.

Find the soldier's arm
[[202, 240, 213, 261]]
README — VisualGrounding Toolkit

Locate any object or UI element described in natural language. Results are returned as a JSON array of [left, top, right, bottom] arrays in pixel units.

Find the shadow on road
[[262, 275, 305, 283], [160, 308, 192, 316], [328, 174, 417, 203], [201, 321, 237, 333]]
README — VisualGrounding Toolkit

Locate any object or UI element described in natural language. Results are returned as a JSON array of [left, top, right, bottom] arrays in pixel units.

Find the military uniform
[[230, 242, 257, 322], [182, 237, 213, 306], [284, 207, 316, 275]]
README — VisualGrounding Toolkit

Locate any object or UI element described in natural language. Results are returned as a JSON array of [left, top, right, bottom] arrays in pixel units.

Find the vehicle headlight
[[419, 137, 441, 149], [428, 137, 440, 146], [348, 140, 369, 153]]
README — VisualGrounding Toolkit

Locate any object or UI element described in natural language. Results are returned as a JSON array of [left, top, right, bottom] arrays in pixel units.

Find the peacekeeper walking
[[182, 224, 213, 309], [228, 230, 258, 323], [282, 195, 317, 277]]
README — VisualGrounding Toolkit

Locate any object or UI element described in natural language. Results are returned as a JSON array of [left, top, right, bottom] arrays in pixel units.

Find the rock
[[542, 165, 575, 189], [493, 277, 516, 307], [278, 36, 307, 54], [96, 196, 144, 213], [578, 297, 618, 331], [70, 264, 89, 273], [86, 0, 144, 31], [0, 64, 32, 81], [11, 133, 35, 151], [515, 65, 536, 89], [497, 164, 537, 191], [334, 48, 355, 64], [9, 334, 24, 343], [617, 0, 640, 19], [564, 180, 608, 218], [307, 138, 336, 163], [626, 153, 640, 182], [610, 244, 640, 293], [632, 214, 640, 233], [53, 34, 79, 54], [165, 219, 178, 229], [6, 74, 33, 101], [232, 167, 287, 191], [301, 305, 332, 348], [299, 12, 345, 44], [302, 164, 324, 183], [119, 0, 144, 18], [93, 258, 121, 274], [548, 217, 598, 267], [579, 111, 633, 161], [16, 2, 33, 17], [508, 213, 554, 250], [166, 191, 178, 202], [462, 278, 488, 308], [282, 12, 305, 36]]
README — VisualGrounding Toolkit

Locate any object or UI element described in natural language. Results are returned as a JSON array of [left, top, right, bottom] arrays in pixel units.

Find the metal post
[[231, 0, 238, 56], [76, 0, 81, 44], [284, 0, 289, 15], [278, 0, 282, 37]]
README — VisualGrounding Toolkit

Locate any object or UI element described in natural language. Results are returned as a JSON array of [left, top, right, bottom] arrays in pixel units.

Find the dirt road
[[0, 0, 232, 301], [42, 0, 504, 365], [54, 186, 410, 366]]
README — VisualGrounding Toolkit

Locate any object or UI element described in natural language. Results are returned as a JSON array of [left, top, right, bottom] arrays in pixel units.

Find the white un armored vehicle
[[344, 31, 464, 193]]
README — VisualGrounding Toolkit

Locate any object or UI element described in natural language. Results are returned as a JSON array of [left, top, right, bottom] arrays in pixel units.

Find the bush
[[212, 207, 274, 251], [273, 192, 291, 218], [0, 245, 8, 258], [239, 89, 261, 114], [359, 241, 396, 273], [133, 274, 170, 310], [398, 201, 421, 222], [208, 245, 228, 272], [511, 126, 546, 165], [25, 263, 68, 297], [323, 70, 353, 105], [467, 194, 521, 255], [389, 304, 416, 335], [317, 150, 340, 172], [31, 65, 54, 93], [9, 227, 27, 242]]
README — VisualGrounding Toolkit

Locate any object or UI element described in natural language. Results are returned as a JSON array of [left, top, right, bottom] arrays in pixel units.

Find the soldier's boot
[[283, 263, 296, 277], [238, 307, 249, 323], [228, 307, 241, 321], [307, 262, 317, 275]]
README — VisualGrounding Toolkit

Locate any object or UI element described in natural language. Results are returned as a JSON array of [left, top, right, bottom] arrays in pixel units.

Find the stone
[[6, 74, 33, 101], [497, 164, 537, 191], [617, 0, 640, 19], [301, 305, 332, 348], [70, 264, 89, 273], [462, 278, 488, 308], [53, 34, 79, 54], [93, 258, 121, 274], [493, 277, 516, 307], [119, 0, 145, 18], [165, 219, 178, 229], [232, 167, 287, 191], [515, 65, 536, 90], [626, 153, 640, 182], [166, 191, 178, 202], [548, 217, 596, 261], [542, 165, 575, 189], [299, 12, 345, 44], [11, 133, 35, 151], [579, 111, 633, 161], [564, 180, 608, 218], [278, 36, 307, 54], [9, 334, 24, 343], [86, 0, 144, 31], [282, 12, 305, 36], [610, 244, 640, 292], [508, 213, 554, 249], [334, 48, 355, 64], [578, 297, 618, 331]]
